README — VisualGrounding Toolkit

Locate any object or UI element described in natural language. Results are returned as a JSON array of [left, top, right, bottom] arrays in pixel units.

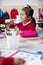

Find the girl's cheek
[[20, 14, 27, 21], [21, 16, 26, 20], [21, 16, 24, 20]]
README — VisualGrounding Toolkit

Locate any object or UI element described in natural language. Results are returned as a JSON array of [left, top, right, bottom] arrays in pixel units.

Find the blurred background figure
[[2, 11, 10, 19], [10, 8, 18, 19], [38, 7, 43, 29], [0, 9, 3, 18]]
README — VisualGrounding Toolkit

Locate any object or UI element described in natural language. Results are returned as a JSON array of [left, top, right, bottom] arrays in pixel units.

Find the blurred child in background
[[38, 7, 43, 29]]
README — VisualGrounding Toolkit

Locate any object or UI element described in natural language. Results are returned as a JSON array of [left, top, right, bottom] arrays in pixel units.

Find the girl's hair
[[22, 6, 36, 26], [22, 7, 34, 17], [31, 17, 36, 26], [2, 12, 10, 19], [22, 7, 36, 26], [26, 5, 31, 8]]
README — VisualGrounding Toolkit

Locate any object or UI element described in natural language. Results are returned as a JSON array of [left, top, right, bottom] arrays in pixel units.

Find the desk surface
[[0, 35, 43, 52], [0, 49, 43, 65]]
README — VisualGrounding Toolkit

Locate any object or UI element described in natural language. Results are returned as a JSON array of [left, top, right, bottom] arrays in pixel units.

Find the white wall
[[0, 0, 28, 6], [0, 0, 43, 18], [0, 0, 43, 6], [37, 0, 43, 8]]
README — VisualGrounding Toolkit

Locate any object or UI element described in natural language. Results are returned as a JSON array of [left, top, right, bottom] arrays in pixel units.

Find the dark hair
[[22, 7, 34, 17], [26, 5, 31, 8], [2, 12, 10, 19], [31, 17, 36, 26]]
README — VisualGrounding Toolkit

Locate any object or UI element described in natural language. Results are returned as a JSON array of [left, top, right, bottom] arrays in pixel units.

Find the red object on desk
[[0, 57, 5, 65], [1, 57, 14, 65], [0, 51, 19, 65]]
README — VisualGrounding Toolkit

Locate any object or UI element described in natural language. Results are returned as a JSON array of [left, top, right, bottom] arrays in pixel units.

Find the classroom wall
[[0, 0, 43, 18], [0, 0, 28, 6], [0, 0, 43, 6], [0, 6, 38, 18]]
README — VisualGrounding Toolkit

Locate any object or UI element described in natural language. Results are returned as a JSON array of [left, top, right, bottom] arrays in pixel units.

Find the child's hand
[[16, 28, 20, 35], [14, 58, 25, 65], [7, 33, 12, 36], [6, 27, 10, 31]]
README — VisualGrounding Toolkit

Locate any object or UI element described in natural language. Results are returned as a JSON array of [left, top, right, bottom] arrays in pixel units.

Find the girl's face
[[20, 10, 28, 22]]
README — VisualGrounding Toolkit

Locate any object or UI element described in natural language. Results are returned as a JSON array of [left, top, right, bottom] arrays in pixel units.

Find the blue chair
[[0, 9, 3, 18], [38, 32, 43, 37]]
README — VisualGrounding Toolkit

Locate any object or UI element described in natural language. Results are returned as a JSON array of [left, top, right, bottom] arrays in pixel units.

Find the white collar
[[23, 19, 31, 26]]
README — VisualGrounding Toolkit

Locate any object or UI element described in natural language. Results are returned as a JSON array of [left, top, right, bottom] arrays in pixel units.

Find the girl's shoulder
[[16, 22, 22, 26], [31, 17, 36, 26]]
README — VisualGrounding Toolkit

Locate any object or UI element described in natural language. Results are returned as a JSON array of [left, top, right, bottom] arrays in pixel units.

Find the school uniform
[[16, 20, 36, 31]]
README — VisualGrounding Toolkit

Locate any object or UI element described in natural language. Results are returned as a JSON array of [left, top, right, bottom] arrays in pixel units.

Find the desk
[[0, 34, 43, 52], [0, 34, 43, 65], [0, 29, 43, 50], [0, 49, 43, 65]]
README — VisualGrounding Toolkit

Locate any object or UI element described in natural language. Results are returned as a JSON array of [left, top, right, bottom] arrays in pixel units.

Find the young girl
[[8, 7, 37, 37], [16, 7, 36, 31], [9, 6, 36, 30]]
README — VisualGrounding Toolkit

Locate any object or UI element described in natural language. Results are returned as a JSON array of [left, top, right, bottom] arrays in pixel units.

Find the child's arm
[[16, 27, 20, 35]]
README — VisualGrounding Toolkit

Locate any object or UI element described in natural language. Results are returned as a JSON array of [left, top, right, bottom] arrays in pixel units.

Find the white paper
[[13, 51, 43, 65], [1, 49, 43, 65], [1, 49, 17, 57]]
